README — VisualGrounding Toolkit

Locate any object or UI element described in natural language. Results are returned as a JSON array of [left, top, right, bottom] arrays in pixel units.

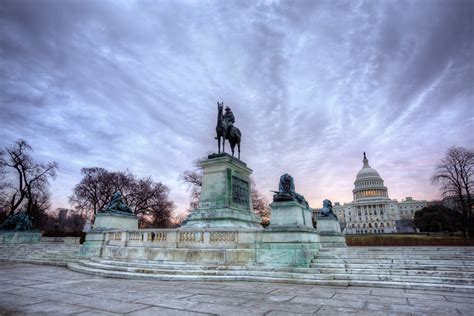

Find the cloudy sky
[[1, 0, 473, 214]]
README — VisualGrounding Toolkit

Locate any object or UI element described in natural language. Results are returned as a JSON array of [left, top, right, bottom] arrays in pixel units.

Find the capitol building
[[331, 153, 427, 234]]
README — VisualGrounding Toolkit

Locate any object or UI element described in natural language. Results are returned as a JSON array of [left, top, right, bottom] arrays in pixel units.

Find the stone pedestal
[[183, 153, 262, 228], [268, 201, 314, 229], [259, 201, 319, 267], [81, 212, 138, 257], [0, 231, 41, 244], [80, 230, 107, 257], [316, 216, 346, 247], [93, 212, 138, 230]]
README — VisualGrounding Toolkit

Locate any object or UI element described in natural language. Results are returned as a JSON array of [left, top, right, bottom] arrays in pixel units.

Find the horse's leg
[[218, 136, 221, 153], [238, 141, 240, 159], [231, 143, 235, 157]]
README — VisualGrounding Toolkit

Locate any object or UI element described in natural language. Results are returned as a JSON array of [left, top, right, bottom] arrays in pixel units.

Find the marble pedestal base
[[316, 216, 346, 247], [259, 201, 319, 266], [82, 212, 139, 257], [183, 153, 261, 229], [94, 212, 138, 230]]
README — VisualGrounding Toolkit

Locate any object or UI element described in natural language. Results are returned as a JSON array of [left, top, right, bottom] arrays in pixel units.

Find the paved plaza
[[0, 262, 473, 315]]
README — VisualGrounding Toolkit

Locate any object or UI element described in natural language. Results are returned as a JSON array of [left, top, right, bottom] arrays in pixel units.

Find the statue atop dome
[[272, 173, 309, 208], [363, 152, 370, 167]]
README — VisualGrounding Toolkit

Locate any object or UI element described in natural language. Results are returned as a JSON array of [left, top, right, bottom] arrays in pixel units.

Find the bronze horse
[[216, 102, 241, 159]]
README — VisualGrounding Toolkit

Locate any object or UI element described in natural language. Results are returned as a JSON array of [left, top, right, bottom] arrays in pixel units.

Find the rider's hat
[[225, 106, 231, 111]]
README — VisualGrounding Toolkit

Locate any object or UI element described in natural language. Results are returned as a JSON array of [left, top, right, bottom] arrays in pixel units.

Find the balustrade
[[147, 231, 167, 242], [179, 231, 204, 243], [209, 231, 237, 243], [129, 232, 143, 241], [111, 232, 122, 241]]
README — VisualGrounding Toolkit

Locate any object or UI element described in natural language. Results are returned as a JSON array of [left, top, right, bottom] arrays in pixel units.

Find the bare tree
[[252, 184, 271, 227], [70, 168, 175, 227], [179, 158, 204, 211], [432, 146, 473, 238], [69, 167, 122, 220], [0, 139, 57, 218]]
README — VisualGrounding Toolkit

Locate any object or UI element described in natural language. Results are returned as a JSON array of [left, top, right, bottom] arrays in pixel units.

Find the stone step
[[317, 252, 474, 257], [310, 263, 474, 271], [81, 260, 344, 281], [317, 254, 474, 260], [309, 267, 474, 278], [80, 259, 474, 286], [93, 258, 474, 275], [92, 258, 323, 274], [67, 262, 474, 293], [0, 258, 70, 266], [318, 248, 474, 253], [312, 258, 474, 265], [319, 249, 474, 253]]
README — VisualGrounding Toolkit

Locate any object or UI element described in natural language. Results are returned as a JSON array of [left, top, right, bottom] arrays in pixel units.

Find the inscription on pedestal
[[232, 176, 249, 207]]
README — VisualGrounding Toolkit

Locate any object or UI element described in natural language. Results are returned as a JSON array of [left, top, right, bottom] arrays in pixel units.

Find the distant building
[[319, 153, 427, 234], [58, 208, 69, 225]]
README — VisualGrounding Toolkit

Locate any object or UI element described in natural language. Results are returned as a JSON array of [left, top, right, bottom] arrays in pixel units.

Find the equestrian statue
[[216, 102, 241, 159]]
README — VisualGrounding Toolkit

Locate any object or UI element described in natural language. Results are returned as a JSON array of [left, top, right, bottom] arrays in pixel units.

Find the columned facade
[[333, 153, 427, 235]]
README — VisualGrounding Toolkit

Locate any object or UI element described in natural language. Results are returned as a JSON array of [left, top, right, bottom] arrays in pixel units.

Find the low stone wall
[[81, 227, 320, 267], [0, 231, 42, 244], [41, 237, 80, 244]]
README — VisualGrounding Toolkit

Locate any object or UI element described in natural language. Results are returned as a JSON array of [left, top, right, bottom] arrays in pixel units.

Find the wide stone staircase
[[0, 242, 82, 266], [309, 246, 474, 292], [68, 246, 474, 293]]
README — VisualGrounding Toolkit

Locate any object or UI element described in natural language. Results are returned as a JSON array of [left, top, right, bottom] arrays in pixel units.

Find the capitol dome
[[352, 153, 389, 201]]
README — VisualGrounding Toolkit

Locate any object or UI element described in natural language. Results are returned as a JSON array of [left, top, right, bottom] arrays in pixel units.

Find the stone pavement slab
[[0, 262, 472, 315]]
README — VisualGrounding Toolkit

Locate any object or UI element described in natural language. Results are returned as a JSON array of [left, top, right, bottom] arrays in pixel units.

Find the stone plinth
[[268, 201, 314, 229], [93, 212, 138, 231], [316, 216, 346, 247], [259, 201, 319, 267], [81, 212, 138, 257], [183, 153, 261, 228], [80, 230, 106, 257], [0, 231, 41, 244]]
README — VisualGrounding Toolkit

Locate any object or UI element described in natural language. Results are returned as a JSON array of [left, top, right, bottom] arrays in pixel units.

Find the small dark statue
[[319, 199, 337, 219], [216, 102, 241, 159], [101, 192, 134, 214], [273, 173, 309, 208], [0, 212, 34, 231]]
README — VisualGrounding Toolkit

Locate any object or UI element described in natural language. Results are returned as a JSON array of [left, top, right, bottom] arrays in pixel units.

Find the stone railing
[[104, 229, 244, 248], [209, 231, 237, 243]]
